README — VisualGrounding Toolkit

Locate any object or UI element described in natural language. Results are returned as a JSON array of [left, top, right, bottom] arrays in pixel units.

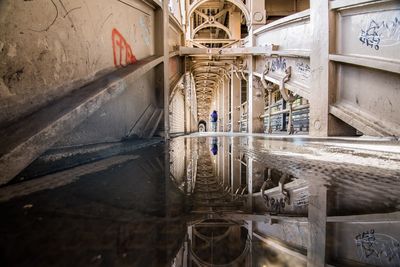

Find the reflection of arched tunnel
[[190, 219, 250, 266], [198, 120, 207, 132]]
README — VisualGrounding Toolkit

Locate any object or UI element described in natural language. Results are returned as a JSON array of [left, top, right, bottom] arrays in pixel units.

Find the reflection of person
[[211, 144, 218, 155], [210, 110, 218, 131]]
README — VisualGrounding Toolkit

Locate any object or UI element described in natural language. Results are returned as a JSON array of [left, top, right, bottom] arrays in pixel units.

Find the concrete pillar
[[184, 62, 190, 134], [231, 137, 241, 193], [248, 70, 265, 133], [223, 137, 229, 186], [246, 157, 253, 212], [162, 0, 170, 139], [247, 0, 266, 134], [247, 58, 254, 133], [229, 12, 241, 40], [218, 139, 223, 180], [309, 0, 328, 136], [218, 82, 224, 132], [223, 78, 230, 132], [308, 181, 327, 267], [267, 86, 273, 133], [231, 69, 240, 132]]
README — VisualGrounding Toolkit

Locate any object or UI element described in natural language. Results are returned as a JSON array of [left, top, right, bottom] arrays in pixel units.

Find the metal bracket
[[279, 66, 294, 101], [260, 62, 270, 89]]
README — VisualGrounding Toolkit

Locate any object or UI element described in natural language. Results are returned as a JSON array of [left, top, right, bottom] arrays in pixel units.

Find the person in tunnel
[[210, 110, 218, 132], [211, 137, 218, 155]]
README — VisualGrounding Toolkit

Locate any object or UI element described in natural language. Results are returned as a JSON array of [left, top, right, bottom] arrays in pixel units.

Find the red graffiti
[[112, 28, 137, 67]]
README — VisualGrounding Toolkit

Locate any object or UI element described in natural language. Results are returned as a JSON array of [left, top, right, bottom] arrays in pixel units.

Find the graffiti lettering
[[271, 57, 287, 72], [359, 17, 400, 50], [355, 229, 400, 265], [295, 62, 311, 80], [112, 28, 137, 67], [294, 191, 309, 207]]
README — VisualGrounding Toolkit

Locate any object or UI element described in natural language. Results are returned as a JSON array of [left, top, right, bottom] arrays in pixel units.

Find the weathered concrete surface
[[0, 0, 155, 127], [0, 56, 163, 185], [53, 68, 161, 147], [15, 138, 163, 183]]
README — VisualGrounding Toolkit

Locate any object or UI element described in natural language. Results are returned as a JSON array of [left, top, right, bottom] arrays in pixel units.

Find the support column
[[184, 59, 189, 135], [218, 139, 223, 179], [163, 0, 170, 139], [231, 69, 240, 132], [267, 86, 273, 133], [247, 57, 254, 133], [251, 78, 265, 133], [246, 157, 253, 212], [248, 0, 266, 134], [308, 181, 327, 266], [309, 0, 332, 137], [229, 12, 241, 40], [223, 137, 229, 185], [218, 82, 224, 132], [223, 78, 230, 132], [231, 137, 240, 193]]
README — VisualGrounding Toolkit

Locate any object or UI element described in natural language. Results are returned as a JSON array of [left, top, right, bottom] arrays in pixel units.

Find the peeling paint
[[139, 15, 151, 46], [7, 43, 16, 57]]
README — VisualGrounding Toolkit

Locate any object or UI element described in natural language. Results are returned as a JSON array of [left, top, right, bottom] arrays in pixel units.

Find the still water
[[0, 135, 399, 266]]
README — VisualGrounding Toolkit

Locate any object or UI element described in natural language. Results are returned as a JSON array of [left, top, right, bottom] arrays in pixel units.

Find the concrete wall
[[54, 69, 159, 147], [0, 0, 155, 128]]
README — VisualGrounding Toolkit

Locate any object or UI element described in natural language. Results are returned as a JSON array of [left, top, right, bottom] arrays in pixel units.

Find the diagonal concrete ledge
[[0, 55, 164, 185], [329, 104, 398, 138]]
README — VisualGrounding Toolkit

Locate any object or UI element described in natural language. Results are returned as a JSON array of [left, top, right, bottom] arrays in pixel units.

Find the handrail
[[264, 101, 282, 110], [260, 104, 309, 119]]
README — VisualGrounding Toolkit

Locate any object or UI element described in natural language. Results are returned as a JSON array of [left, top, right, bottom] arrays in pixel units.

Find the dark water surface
[[0, 135, 399, 266]]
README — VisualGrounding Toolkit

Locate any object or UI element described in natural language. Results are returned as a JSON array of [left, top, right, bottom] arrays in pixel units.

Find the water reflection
[[0, 135, 399, 266], [170, 135, 400, 267]]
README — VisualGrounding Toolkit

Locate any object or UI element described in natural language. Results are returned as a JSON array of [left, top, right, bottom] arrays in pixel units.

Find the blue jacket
[[211, 111, 218, 122]]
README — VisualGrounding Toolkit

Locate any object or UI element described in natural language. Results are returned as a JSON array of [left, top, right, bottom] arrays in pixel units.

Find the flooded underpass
[[0, 134, 399, 266]]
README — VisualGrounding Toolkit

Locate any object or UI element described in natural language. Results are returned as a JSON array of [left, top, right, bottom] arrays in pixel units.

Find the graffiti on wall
[[355, 229, 400, 265], [112, 28, 137, 67], [271, 57, 287, 72], [293, 191, 309, 207], [359, 17, 400, 50], [295, 62, 311, 80]]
